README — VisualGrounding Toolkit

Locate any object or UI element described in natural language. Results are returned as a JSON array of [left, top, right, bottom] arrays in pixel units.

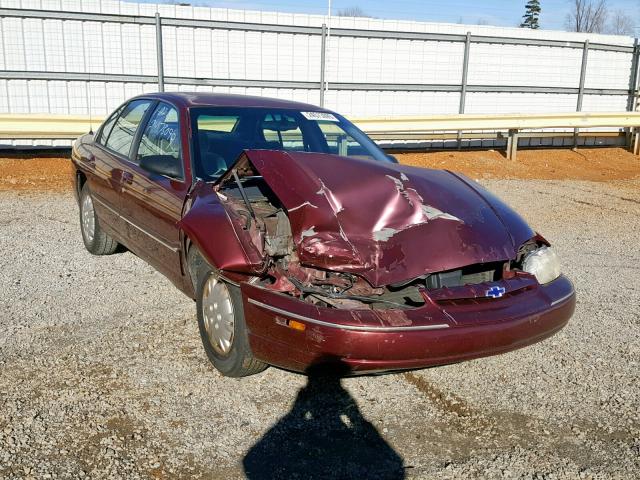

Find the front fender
[[179, 190, 264, 274]]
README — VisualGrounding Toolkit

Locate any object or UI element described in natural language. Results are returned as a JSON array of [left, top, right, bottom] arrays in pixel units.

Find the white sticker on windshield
[[301, 111, 339, 122]]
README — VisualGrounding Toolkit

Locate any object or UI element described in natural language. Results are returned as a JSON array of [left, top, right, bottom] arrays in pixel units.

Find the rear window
[[197, 116, 239, 133], [261, 113, 305, 152]]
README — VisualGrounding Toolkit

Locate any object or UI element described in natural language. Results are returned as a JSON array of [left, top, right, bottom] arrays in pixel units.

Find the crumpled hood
[[242, 150, 534, 287]]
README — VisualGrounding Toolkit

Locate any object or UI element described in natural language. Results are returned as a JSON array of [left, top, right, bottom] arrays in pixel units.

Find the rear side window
[[96, 106, 122, 145], [104, 100, 152, 157], [136, 102, 182, 178]]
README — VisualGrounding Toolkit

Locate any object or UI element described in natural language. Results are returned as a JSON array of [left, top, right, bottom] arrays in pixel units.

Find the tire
[[194, 257, 267, 377], [79, 183, 119, 255]]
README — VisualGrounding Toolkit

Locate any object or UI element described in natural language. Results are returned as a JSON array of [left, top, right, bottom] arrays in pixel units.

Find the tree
[[606, 10, 635, 36], [336, 6, 370, 17], [565, 0, 608, 33], [520, 0, 541, 29]]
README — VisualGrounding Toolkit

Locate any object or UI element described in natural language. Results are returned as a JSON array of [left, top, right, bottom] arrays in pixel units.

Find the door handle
[[122, 172, 134, 185]]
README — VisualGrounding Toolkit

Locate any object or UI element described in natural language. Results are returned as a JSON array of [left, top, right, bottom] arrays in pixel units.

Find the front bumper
[[241, 275, 575, 374]]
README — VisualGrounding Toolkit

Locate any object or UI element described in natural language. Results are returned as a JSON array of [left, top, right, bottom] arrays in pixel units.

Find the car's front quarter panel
[[179, 187, 264, 276]]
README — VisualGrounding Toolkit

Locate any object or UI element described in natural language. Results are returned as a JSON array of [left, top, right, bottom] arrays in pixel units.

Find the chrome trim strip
[[120, 214, 180, 253], [219, 275, 240, 288], [550, 290, 574, 307], [247, 298, 450, 332], [92, 195, 119, 216], [92, 196, 179, 253]]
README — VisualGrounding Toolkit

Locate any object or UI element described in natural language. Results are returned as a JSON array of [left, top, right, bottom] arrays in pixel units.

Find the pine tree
[[520, 0, 541, 29]]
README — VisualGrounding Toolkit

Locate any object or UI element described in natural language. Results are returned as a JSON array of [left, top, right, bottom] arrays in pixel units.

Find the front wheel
[[196, 263, 267, 377], [79, 183, 119, 255]]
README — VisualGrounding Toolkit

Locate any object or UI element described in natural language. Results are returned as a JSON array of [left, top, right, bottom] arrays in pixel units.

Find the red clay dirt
[[398, 148, 640, 182], [0, 148, 638, 193], [0, 154, 72, 192]]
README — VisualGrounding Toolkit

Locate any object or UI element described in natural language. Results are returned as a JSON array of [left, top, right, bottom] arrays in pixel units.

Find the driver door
[[119, 101, 189, 286]]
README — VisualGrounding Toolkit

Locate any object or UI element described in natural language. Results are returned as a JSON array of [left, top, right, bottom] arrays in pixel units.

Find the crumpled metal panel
[[242, 150, 534, 287], [179, 187, 264, 274]]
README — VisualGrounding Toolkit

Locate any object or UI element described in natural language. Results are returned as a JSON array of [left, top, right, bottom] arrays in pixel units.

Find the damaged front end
[[181, 149, 575, 372], [205, 149, 541, 314]]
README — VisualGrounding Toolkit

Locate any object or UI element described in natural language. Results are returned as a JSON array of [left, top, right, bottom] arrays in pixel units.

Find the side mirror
[[386, 154, 399, 163], [139, 155, 182, 179]]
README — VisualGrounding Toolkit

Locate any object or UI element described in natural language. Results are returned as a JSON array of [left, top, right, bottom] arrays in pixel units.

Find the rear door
[[119, 101, 189, 285], [85, 105, 125, 233], [91, 100, 153, 233]]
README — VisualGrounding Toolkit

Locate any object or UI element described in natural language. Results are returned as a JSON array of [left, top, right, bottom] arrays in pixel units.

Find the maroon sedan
[[71, 93, 575, 377]]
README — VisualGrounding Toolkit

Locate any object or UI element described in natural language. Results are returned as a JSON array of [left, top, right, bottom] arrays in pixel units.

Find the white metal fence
[[0, 0, 638, 147]]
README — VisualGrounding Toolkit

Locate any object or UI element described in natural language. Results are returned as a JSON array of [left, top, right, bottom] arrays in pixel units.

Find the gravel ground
[[0, 179, 638, 479]]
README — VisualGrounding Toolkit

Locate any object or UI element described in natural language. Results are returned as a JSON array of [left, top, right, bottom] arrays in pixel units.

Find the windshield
[[190, 107, 392, 181]]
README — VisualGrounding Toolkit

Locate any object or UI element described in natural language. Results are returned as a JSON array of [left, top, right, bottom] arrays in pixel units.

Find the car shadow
[[242, 361, 406, 480]]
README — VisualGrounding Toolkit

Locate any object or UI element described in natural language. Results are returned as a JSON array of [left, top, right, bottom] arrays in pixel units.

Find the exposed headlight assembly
[[522, 246, 561, 284]]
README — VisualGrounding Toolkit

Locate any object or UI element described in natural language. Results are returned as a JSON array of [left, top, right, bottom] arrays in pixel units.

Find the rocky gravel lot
[[0, 179, 639, 479]]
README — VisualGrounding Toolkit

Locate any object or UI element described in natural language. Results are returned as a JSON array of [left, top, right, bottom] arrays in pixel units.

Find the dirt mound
[[1, 147, 639, 193], [0, 155, 72, 192], [397, 148, 640, 182]]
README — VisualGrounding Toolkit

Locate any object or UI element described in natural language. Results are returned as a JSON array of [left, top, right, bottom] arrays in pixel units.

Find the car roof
[[135, 92, 330, 112]]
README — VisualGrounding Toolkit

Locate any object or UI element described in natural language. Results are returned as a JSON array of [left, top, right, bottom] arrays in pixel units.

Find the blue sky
[[134, 0, 639, 32]]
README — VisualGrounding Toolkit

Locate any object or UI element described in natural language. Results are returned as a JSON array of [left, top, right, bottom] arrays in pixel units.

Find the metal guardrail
[[358, 112, 640, 159], [355, 112, 640, 132], [1, 112, 639, 158], [0, 114, 99, 140]]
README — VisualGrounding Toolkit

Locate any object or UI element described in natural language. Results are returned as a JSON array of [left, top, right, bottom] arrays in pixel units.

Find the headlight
[[522, 246, 561, 284]]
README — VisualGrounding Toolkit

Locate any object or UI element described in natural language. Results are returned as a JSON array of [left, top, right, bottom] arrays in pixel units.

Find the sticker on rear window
[[301, 111, 339, 122]]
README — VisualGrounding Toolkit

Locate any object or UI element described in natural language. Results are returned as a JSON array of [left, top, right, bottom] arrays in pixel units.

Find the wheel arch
[[75, 170, 87, 202]]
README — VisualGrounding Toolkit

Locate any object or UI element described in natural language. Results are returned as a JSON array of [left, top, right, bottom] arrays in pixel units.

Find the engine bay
[[216, 167, 514, 311]]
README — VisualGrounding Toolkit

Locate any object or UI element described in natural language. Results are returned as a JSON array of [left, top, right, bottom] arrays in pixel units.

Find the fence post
[[459, 32, 471, 114], [627, 38, 639, 152], [155, 12, 165, 92], [320, 23, 327, 107], [627, 38, 639, 112], [507, 129, 519, 161], [458, 31, 471, 149], [573, 39, 589, 149]]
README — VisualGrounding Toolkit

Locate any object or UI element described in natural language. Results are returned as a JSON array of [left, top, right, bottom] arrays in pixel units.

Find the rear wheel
[[194, 254, 267, 377], [79, 183, 119, 255]]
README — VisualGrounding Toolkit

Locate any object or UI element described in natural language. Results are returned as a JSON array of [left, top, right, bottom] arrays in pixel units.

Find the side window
[[104, 100, 152, 157], [136, 103, 182, 178], [261, 113, 305, 151], [96, 106, 122, 145]]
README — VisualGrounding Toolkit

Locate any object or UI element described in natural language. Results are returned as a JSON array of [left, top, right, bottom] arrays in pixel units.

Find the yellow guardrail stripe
[[0, 112, 639, 139], [0, 115, 104, 139], [353, 112, 640, 132]]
